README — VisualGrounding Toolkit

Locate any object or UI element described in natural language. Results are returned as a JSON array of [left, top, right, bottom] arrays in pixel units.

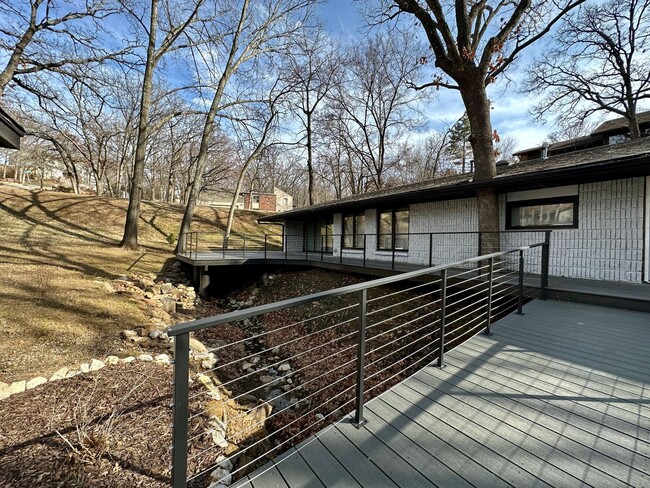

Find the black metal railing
[[167, 243, 544, 488], [177, 230, 551, 279]]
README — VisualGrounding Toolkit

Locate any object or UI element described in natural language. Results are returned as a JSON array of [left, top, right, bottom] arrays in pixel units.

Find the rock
[[201, 357, 217, 370], [80, 363, 90, 373], [148, 329, 162, 339], [49, 367, 69, 381], [278, 363, 291, 372], [65, 371, 80, 378], [209, 425, 229, 449], [189, 338, 207, 354], [271, 346, 280, 355], [197, 374, 214, 389], [120, 329, 137, 339], [259, 375, 274, 384], [89, 359, 105, 371], [161, 282, 175, 293], [244, 300, 253, 307], [242, 362, 253, 371], [121, 356, 136, 363], [154, 353, 171, 365], [8, 381, 26, 395], [136, 327, 149, 337], [160, 297, 176, 314], [138, 354, 154, 362], [315, 413, 325, 421], [209, 467, 232, 485], [160, 332, 169, 340], [250, 356, 260, 364], [207, 482, 228, 488], [106, 356, 119, 365], [26, 377, 48, 389], [216, 455, 234, 472], [281, 385, 292, 392]]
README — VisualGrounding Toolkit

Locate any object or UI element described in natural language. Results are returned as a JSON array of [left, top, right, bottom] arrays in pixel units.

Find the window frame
[[377, 207, 409, 251], [342, 211, 366, 250], [505, 195, 579, 230]]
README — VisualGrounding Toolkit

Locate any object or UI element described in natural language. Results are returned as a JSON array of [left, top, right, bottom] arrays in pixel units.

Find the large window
[[378, 207, 409, 250], [506, 196, 578, 229], [343, 212, 365, 249], [304, 216, 333, 252]]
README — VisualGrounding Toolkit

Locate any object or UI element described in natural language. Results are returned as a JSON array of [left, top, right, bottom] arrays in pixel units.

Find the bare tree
[[120, 0, 203, 249], [285, 29, 339, 205], [175, 0, 315, 246], [525, 0, 650, 138], [330, 31, 424, 190], [379, 0, 586, 247], [0, 0, 124, 98]]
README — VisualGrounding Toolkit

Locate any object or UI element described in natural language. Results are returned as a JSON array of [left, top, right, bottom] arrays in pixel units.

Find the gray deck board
[[235, 299, 650, 488]]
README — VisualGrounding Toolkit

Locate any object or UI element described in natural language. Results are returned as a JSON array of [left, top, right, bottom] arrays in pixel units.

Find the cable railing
[[177, 230, 551, 278], [167, 243, 545, 488]]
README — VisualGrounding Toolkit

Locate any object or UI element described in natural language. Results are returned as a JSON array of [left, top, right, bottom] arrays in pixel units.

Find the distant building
[[198, 190, 243, 209], [514, 111, 650, 161], [241, 187, 293, 212]]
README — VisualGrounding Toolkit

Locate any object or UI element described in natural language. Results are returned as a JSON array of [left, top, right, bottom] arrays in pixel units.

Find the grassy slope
[[0, 184, 278, 382]]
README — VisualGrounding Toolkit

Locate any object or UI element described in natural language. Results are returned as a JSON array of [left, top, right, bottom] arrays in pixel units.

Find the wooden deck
[[233, 299, 650, 488]]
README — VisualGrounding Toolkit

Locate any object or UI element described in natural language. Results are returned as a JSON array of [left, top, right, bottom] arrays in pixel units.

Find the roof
[[591, 110, 650, 135], [0, 106, 25, 149], [261, 136, 650, 222], [513, 134, 601, 157]]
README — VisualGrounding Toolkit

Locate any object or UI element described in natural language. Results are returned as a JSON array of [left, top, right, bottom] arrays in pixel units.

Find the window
[[506, 196, 578, 229], [304, 216, 333, 252], [378, 207, 409, 250], [343, 212, 365, 249]]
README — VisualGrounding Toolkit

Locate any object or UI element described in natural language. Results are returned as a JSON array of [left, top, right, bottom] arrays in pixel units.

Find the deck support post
[[429, 233, 433, 267], [171, 332, 190, 488], [285, 235, 288, 260], [517, 250, 525, 315], [243, 235, 246, 258], [437, 269, 447, 368], [340, 234, 343, 264], [353, 289, 368, 428], [484, 257, 494, 336], [264, 234, 267, 261], [198, 267, 210, 299], [363, 235, 366, 267], [321, 235, 324, 262]]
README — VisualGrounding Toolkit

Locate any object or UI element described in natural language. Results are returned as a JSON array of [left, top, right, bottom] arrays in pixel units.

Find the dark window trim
[[342, 211, 365, 250], [303, 216, 334, 252], [506, 195, 579, 230], [377, 207, 410, 251]]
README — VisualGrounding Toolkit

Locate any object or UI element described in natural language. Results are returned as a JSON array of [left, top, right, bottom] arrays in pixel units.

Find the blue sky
[[318, 0, 553, 151]]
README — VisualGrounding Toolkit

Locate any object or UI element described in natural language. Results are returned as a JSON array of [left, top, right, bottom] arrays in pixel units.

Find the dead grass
[[0, 183, 279, 382]]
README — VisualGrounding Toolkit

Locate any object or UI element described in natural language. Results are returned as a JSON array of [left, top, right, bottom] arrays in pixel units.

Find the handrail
[[168, 244, 537, 336], [169, 243, 542, 488]]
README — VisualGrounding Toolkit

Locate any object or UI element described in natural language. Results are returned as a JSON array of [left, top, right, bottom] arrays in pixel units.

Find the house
[[261, 136, 650, 284], [241, 187, 293, 212], [198, 190, 244, 209], [515, 111, 650, 161], [0, 107, 25, 149]]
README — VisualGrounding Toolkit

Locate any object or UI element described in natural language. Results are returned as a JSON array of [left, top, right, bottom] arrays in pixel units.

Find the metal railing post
[[391, 239, 396, 270], [171, 332, 190, 488], [321, 235, 324, 262], [363, 235, 367, 267], [353, 289, 367, 428], [541, 231, 551, 300], [485, 257, 494, 336], [477, 231, 482, 257], [437, 269, 447, 368], [285, 235, 288, 260], [428, 233, 433, 267], [339, 234, 343, 264], [517, 249, 525, 315], [264, 234, 268, 261]]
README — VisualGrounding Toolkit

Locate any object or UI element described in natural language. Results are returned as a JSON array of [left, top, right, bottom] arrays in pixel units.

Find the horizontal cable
[[366, 310, 437, 345], [446, 316, 488, 344], [190, 330, 359, 406], [443, 306, 487, 336], [366, 296, 438, 331], [366, 279, 439, 304], [188, 385, 356, 481], [187, 341, 358, 423], [364, 345, 440, 393], [190, 363, 360, 449], [205, 313, 357, 373], [365, 328, 439, 371], [205, 302, 359, 354], [444, 294, 489, 321], [367, 287, 438, 317]]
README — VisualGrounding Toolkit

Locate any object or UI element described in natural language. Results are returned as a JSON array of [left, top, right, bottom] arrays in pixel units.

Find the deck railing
[[168, 243, 545, 488], [177, 230, 551, 277]]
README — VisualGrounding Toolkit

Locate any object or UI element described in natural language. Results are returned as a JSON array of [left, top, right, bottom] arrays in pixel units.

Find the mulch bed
[[0, 362, 175, 487]]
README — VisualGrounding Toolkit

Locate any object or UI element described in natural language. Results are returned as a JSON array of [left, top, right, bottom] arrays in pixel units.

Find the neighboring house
[[261, 136, 650, 284], [198, 190, 243, 209], [241, 187, 293, 212], [515, 111, 650, 161], [0, 107, 25, 149]]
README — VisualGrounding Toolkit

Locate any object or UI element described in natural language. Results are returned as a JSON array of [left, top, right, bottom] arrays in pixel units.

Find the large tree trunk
[[306, 113, 314, 205], [459, 74, 500, 254], [120, 0, 158, 250]]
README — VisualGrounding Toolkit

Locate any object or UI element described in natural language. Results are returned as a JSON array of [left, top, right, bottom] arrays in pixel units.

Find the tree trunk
[[306, 112, 314, 205], [120, 0, 159, 250], [459, 74, 499, 254]]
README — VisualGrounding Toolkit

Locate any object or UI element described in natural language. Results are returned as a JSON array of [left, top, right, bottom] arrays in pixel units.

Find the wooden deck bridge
[[232, 299, 650, 488]]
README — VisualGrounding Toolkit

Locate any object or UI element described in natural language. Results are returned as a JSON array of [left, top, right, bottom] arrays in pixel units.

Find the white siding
[[285, 221, 303, 252]]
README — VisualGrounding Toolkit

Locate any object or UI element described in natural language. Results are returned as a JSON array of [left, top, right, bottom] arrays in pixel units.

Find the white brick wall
[[302, 177, 647, 283]]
